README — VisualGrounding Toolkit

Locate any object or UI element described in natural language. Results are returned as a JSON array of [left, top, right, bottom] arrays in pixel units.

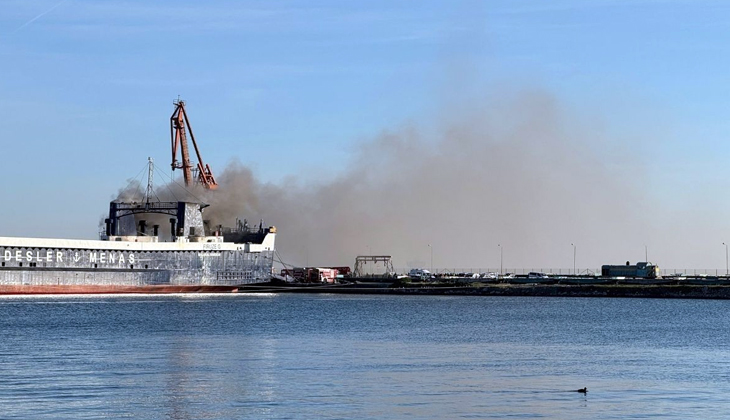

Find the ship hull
[[0, 284, 244, 294], [0, 235, 276, 294]]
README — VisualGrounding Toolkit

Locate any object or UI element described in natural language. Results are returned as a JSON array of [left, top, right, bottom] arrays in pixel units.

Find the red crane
[[170, 99, 218, 190]]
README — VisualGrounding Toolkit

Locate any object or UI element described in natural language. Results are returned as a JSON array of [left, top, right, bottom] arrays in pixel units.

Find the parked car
[[408, 268, 434, 281]]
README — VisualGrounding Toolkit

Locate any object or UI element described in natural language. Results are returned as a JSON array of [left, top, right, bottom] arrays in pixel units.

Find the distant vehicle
[[481, 272, 499, 279], [528, 272, 548, 279], [408, 268, 433, 281], [502, 273, 515, 279], [601, 262, 659, 278]]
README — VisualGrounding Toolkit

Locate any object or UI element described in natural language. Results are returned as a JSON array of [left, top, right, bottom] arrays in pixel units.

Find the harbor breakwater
[[237, 282, 730, 299]]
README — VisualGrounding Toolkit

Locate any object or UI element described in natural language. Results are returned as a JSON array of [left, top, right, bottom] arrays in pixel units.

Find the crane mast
[[170, 99, 218, 190]]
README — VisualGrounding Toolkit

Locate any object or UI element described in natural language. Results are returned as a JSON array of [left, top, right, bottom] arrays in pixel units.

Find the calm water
[[1, 294, 729, 419]]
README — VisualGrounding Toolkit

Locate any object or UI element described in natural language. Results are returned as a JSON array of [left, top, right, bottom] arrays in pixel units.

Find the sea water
[[1, 294, 729, 419]]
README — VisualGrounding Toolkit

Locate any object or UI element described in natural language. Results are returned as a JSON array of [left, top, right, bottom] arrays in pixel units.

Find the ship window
[[19, 262, 22, 267], [145, 264, 148, 269], [130, 264, 134, 269], [1, 262, 4, 267], [94, 264, 98, 269]]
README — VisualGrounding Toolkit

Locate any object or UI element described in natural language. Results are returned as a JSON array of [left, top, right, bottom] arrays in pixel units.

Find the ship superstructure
[[0, 184, 276, 294]]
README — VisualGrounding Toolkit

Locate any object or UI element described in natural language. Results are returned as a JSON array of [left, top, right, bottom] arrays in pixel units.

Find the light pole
[[645, 245, 648, 262], [724, 243, 728, 276], [428, 244, 433, 273], [498, 244, 503, 275], [571, 243, 576, 275]]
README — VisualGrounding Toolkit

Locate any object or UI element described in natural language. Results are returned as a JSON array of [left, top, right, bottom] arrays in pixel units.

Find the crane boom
[[170, 99, 218, 190]]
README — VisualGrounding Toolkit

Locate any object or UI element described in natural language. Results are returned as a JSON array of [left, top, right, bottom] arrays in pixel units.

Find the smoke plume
[[178, 89, 653, 272], [110, 88, 660, 271]]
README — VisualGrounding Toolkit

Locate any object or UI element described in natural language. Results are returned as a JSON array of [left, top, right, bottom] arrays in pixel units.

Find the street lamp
[[571, 243, 576, 275], [498, 244, 503, 275], [724, 243, 728, 276], [428, 244, 433, 273]]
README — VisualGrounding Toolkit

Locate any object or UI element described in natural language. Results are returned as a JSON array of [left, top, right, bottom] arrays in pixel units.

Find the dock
[[235, 279, 730, 299]]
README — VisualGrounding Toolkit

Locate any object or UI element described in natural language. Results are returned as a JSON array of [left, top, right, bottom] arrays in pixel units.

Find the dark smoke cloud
[[181, 88, 653, 272], [111, 88, 656, 271]]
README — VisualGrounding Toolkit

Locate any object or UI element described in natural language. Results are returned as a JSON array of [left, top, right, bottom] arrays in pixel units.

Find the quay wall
[[237, 283, 730, 299]]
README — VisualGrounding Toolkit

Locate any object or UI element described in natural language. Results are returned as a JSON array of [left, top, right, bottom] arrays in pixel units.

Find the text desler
[[3, 250, 135, 264]]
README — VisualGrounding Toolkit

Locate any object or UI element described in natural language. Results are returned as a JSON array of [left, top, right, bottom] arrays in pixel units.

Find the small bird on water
[[574, 388, 588, 394]]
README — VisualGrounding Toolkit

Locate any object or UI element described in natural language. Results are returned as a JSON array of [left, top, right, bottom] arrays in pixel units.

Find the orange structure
[[170, 99, 218, 189]]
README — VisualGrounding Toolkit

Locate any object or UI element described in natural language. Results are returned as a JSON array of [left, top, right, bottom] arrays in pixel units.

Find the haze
[[2, 1, 729, 271]]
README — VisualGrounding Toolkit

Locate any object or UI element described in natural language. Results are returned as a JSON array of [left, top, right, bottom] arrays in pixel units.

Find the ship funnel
[[169, 218, 176, 238]]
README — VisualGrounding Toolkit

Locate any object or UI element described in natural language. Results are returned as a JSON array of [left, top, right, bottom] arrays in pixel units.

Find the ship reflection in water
[[1, 294, 729, 419]]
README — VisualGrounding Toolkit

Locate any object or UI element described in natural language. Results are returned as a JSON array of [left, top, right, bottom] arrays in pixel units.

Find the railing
[[394, 268, 599, 275], [393, 268, 730, 276], [659, 269, 730, 276]]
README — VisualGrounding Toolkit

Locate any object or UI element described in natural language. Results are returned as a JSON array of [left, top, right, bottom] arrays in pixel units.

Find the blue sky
[[2, 0, 730, 268]]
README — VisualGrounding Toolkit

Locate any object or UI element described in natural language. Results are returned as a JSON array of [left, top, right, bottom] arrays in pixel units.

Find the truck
[[408, 268, 434, 281], [280, 267, 340, 283], [601, 262, 659, 278]]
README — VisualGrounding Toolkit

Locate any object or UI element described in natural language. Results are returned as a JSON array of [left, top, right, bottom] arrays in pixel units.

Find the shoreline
[[234, 282, 730, 300]]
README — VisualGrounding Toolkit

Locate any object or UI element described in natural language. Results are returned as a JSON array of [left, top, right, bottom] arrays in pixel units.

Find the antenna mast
[[145, 157, 154, 205], [170, 98, 218, 189]]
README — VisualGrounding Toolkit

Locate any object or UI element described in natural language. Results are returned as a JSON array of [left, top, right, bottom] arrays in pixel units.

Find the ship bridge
[[105, 201, 206, 240]]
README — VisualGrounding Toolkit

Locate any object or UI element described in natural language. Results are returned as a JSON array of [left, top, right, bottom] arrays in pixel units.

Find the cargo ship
[[0, 202, 276, 294], [0, 99, 276, 294]]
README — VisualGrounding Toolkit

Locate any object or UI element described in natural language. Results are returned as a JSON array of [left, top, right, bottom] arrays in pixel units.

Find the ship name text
[[2, 249, 135, 265]]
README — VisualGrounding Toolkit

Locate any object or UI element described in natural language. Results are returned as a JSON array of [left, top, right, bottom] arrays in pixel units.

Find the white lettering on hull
[[1, 249, 135, 265]]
